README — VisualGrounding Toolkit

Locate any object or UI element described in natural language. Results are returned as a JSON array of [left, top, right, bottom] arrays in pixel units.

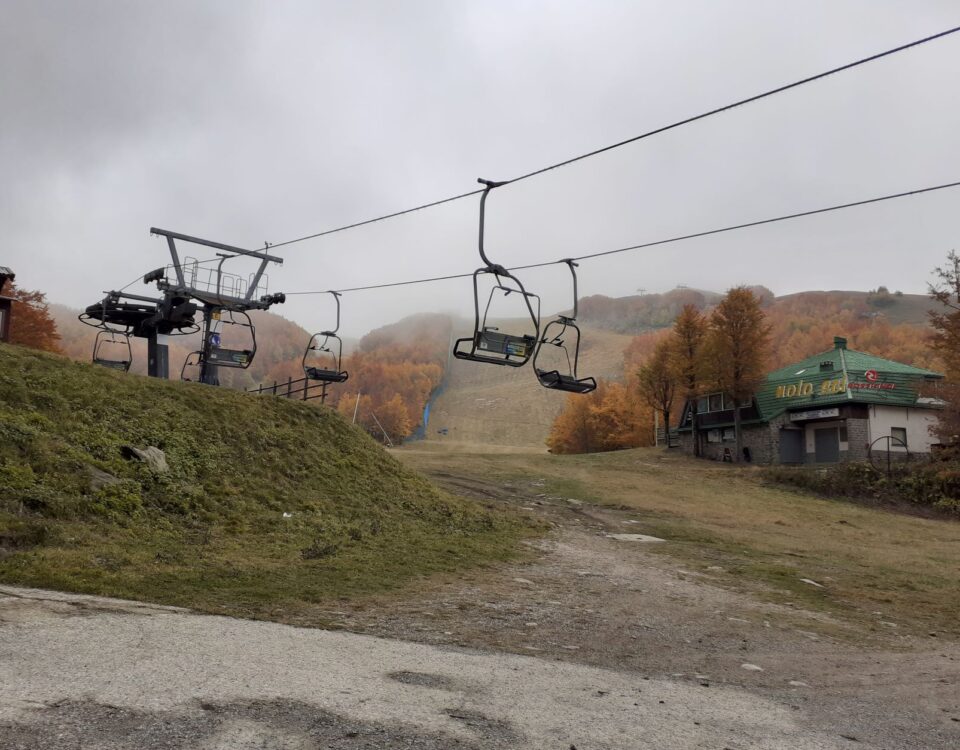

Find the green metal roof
[[678, 340, 943, 431], [757, 344, 943, 421]]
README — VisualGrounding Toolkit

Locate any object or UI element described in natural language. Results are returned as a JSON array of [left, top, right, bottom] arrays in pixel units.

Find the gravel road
[[1, 586, 855, 750]]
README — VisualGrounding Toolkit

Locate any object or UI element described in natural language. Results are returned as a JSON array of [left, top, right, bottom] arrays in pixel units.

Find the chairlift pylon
[[453, 179, 540, 367], [303, 291, 349, 384], [533, 259, 597, 394], [92, 328, 133, 372]]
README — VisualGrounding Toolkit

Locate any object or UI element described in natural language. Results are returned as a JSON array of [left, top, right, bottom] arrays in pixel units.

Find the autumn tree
[[637, 338, 676, 445], [928, 250, 960, 449], [707, 287, 770, 462], [547, 390, 597, 454], [374, 394, 413, 445], [1, 279, 61, 353], [669, 304, 708, 456], [546, 380, 652, 454]]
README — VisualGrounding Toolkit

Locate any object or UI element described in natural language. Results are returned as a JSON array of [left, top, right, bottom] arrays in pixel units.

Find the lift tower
[[148, 229, 285, 385]]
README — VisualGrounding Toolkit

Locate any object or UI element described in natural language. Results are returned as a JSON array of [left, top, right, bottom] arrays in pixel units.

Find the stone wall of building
[[678, 418, 783, 464], [844, 417, 871, 462], [678, 413, 872, 466]]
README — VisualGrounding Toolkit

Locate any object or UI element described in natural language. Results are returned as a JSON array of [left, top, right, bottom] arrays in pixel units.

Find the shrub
[[761, 460, 960, 515]]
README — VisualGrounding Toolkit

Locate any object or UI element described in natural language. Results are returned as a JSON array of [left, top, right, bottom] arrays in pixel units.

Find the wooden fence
[[249, 376, 328, 402]]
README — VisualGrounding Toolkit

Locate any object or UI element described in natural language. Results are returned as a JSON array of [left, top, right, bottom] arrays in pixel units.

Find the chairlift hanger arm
[[560, 258, 579, 321], [326, 291, 342, 335], [477, 178, 508, 272]]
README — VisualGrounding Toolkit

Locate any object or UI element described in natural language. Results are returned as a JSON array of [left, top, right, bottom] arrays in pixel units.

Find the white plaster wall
[[868, 405, 940, 453]]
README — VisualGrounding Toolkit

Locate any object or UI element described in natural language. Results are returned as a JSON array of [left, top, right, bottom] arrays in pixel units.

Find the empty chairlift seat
[[532, 260, 596, 394], [302, 291, 349, 384], [452, 178, 541, 368]]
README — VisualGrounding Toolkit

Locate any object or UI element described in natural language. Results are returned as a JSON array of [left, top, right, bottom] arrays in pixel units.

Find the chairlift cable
[[281, 178, 960, 295], [266, 25, 960, 250]]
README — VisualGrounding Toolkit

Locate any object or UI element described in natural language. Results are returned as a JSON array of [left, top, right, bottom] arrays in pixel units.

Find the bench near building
[[677, 337, 943, 464]]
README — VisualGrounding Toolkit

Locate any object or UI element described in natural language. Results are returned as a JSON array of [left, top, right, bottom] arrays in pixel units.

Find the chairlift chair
[[206, 309, 256, 368], [532, 259, 597, 394], [92, 328, 133, 372], [453, 179, 540, 367], [180, 350, 203, 382], [303, 291, 349, 383]]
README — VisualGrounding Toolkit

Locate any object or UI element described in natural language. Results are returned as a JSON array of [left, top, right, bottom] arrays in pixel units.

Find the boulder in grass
[[121, 445, 169, 473]]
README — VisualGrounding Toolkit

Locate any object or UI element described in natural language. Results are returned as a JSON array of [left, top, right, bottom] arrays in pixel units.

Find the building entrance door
[[779, 429, 803, 464], [814, 427, 840, 463]]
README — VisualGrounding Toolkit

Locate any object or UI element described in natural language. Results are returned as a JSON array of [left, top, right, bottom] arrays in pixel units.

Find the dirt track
[[1, 461, 958, 748]]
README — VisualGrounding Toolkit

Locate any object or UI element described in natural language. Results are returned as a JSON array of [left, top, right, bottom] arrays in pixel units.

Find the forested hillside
[[47, 287, 942, 449]]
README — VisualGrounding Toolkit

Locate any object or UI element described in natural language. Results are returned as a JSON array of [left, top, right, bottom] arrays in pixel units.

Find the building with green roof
[[677, 336, 944, 464]]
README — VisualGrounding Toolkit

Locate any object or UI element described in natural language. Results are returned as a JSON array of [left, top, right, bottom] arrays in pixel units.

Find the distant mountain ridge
[[577, 287, 936, 334], [47, 287, 942, 449]]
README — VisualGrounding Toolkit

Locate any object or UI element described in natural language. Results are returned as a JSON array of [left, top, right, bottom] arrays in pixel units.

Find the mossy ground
[[0, 344, 537, 616]]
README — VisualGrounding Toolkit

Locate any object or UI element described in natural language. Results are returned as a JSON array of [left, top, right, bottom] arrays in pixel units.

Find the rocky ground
[[1, 470, 958, 749]]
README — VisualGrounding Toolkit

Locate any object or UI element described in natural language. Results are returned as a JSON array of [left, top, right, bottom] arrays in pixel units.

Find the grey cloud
[[1, 0, 959, 336]]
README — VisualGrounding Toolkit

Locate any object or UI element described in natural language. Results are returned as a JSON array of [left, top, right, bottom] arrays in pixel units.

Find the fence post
[[272, 380, 277, 395], [286, 376, 292, 398]]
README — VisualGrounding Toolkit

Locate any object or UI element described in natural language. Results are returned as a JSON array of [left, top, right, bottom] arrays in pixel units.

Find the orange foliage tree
[[2, 279, 61, 353], [763, 293, 935, 370], [330, 314, 451, 444], [546, 379, 653, 454], [669, 304, 709, 456], [706, 287, 770, 462], [636, 338, 676, 437], [928, 251, 960, 448]]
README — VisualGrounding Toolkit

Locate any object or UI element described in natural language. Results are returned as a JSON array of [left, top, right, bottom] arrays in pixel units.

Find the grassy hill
[[775, 290, 938, 326], [0, 344, 534, 617]]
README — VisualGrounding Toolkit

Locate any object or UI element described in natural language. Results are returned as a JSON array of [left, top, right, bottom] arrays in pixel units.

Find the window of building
[[891, 427, 907, 448], [707, 429, 721, 443], [697, 393, 728, 413], [722, 427, 735, 443], [839, 425, 848, 443]]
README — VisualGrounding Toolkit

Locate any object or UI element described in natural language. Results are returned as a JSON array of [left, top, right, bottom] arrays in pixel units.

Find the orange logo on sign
[[865, 369, 878, 382]]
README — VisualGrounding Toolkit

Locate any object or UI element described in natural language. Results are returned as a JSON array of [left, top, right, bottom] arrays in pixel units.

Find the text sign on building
[[775, 377, 846, 398], [789, 408, 840, 422]]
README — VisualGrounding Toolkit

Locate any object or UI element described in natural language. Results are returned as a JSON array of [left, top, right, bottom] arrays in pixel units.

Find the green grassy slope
[[0, 344, 534, 618]]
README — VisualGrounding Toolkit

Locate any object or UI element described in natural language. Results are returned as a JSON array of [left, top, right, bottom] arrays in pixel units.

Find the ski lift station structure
[[81, 229, 285, 382]]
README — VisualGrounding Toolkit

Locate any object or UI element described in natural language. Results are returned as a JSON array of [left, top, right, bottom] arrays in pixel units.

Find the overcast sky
[[2, 1, 959, 336]]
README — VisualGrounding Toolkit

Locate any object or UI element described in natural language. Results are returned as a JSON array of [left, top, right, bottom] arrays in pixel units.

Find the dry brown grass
[[426, 321, 635, 448], [398, 443, 960, 638]]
